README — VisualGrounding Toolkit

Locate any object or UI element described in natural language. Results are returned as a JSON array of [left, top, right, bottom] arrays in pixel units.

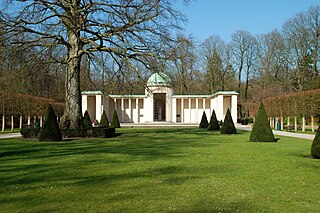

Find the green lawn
[[0, 128, 319, 212]]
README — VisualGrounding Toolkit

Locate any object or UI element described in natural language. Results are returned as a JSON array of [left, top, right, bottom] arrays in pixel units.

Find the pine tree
[[208, 109, 220, 131], [250, 102, 275, 142], [311, 126, 320, 159], [39, 104, 62, 141], [99, 110, 109, 127], [199, 111, 208, 128], [83, 110, 92, 130], [111, 110, 121, 128], [220, 108, 236, 134]]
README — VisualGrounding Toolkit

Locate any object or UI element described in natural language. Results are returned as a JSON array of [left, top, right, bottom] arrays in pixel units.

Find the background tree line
[[1, 4, 319, 119]]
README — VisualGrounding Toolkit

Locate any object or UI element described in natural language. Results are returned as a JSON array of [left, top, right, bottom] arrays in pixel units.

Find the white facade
[[81, 73, 238, 124]]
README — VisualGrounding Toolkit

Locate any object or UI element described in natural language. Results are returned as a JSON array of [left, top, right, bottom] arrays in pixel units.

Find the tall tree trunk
[[63, 30, 83, 129], [237, 58, 243, 96]]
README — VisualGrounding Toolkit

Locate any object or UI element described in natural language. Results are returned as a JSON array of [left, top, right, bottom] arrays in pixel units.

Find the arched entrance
[[153, 93, 166, 121]]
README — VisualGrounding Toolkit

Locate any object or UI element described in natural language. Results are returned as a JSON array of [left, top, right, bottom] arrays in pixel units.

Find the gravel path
[[0, 133, 22, 139], [237, 125, 315, 140]]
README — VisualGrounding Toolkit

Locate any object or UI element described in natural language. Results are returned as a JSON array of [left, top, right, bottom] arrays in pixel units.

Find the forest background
[[0, 5, 319, 119]]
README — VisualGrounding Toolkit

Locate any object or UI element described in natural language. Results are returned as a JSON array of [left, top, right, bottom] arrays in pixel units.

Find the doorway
[[153, 93, 166, 121]]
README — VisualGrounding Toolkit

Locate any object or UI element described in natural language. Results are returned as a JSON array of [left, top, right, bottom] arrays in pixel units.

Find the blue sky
[[177, 0, 320, 42]]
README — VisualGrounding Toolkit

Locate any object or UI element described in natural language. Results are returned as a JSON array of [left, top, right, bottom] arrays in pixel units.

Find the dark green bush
[[83, 110, 92, 130], [99, 110, 109, 127], [199, 111, 208, 128], [39, 105, 62, 141], [61, 129, 88, 138], [220, 108, 236, 134], [111, 110, 121, 128], [311, 126, 320, 159], [208, 109, 220, 131], [92, 127, 115, 138], [250, 102, 275, 142], [20, 127, 41, 138]]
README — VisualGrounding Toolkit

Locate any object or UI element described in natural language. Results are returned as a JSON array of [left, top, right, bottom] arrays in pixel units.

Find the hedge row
[[246, 89, 320, 117], [0, 91, 64, 116]]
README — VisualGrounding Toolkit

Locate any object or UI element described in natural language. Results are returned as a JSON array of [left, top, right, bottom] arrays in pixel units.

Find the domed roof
[[147, 72, 172, 87]]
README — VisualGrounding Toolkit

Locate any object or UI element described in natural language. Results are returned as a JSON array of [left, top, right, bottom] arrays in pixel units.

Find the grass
[[0, 128, 319, 212]]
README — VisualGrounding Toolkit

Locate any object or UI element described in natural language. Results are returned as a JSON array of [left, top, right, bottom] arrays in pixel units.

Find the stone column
[[302, 115, 306, 132], [172, 98, 177, 123], [311, 115, 315, 132], [40, 116, 43, 127], [181, 98, 184, 123], [136, 99, 139, 123], [19, 115, 23, 129], [11, 114, 14, 131], [121, 98, 124, 122], [275, 117, 278, 130], [128, 98, 132, 122], [294, 116, 298, 131], [2, 114, 5, 132], [189, 98, 191, 123], [96, 95, 102, 122], [287, 116, 290, 127], [82, 94, 88, 116], [195, 99, 199, 123], [280, 116, 284, 131]]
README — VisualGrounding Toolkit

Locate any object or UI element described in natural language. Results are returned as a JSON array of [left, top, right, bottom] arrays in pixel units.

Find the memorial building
[[82, 72, 238, 124]]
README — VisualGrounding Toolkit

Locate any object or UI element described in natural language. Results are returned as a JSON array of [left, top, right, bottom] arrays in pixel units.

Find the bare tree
[[1, 0, 186, 128], [231, 30, 252, 96], [201, 35, 235, 94]]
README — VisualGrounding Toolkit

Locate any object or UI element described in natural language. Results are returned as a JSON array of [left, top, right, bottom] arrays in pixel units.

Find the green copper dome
[[147, 72, 172, 87]]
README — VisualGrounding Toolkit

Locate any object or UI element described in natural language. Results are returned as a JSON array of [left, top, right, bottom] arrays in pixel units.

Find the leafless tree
[[0, 0, 186, 128]]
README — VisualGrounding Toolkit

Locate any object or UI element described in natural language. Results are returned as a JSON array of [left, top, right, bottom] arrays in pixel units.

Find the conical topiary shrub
[[220, 108, 236, 134], [208, 109, 220, 131], [39, 104, 62, 141], [99, 110, 109, 127], [250, 102, 275, 142], [199, 111, 208, 128], [311, 126, 320, 159], [83, 110, 92, 130], [111, 110, 121, 128]]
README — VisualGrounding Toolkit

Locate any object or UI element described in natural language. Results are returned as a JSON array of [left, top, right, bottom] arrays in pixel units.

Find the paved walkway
[[0, 124, 315, 140], [237, 125, 315, 140], [0, 133, 22, 139]]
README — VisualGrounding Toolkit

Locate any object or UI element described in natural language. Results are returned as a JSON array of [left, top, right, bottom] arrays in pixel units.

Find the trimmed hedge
[[92, 127, 116, 138], [220, 108, 236, 134], [20, 127, 41, 138], [199, 112, 208, 128], [208, 109, 220, 131], [61, 129, 88, 138], [250, 102, 275, 142], [83, 110, 92, 130], [99, 110, 109, 127], [311, 126, 320, 159], [111, 110, 121, 128], [39, 104, 62, 141]]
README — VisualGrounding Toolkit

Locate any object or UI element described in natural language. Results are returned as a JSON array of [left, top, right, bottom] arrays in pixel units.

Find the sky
[[177, 0, 320, 42]]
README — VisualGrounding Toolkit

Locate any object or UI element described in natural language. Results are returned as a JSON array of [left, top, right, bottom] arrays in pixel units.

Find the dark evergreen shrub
[[39, 105, 62, 141], [99, 110, 109, 127], [199, 111, 208, 128], [60, 129, 87, 138], [250, 102, 275, 142], [20, 127, 41, 138], [220, 108, 236, 134], [111, 110, 121, 128], [311, 126, 320, 159], [92, 127, 115, 138], [208, 109, 220, 131], [83, 110, 92, 130]]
